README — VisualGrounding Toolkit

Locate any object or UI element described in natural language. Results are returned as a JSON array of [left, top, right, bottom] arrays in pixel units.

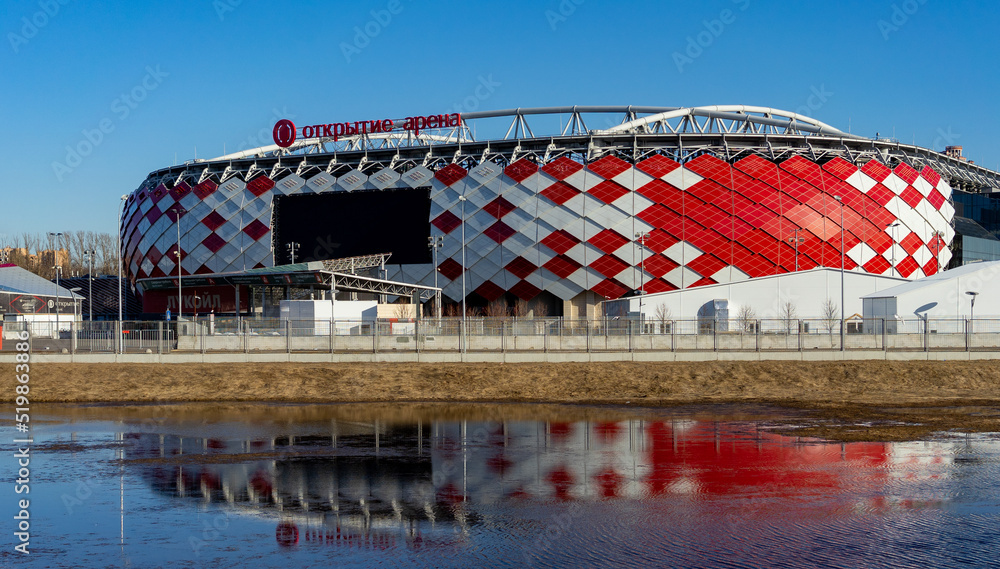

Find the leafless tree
[[512, 298, 530, 318], [821, 298, 839, 335], [736, 305, 757, 333], [531, 300, 549, 318], [653, 303, 672, 334], [778, 301, 798, 334], [484, 298, 509, 318]]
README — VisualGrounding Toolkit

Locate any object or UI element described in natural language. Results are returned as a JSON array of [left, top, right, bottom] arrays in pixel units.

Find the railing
[[4, 317, 1000, 355]]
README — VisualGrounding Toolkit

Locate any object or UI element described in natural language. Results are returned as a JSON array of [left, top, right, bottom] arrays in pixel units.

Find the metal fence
[[6, 316, 995, 354]]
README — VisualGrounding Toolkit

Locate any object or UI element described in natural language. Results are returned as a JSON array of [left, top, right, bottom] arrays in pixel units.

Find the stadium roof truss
[[149, 105, 1000, 195]]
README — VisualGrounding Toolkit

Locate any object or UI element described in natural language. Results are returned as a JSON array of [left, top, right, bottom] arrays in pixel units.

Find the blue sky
[[2, 0, 998, 237]]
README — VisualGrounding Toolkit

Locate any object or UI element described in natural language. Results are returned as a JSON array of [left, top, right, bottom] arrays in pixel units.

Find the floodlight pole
[[287, 241, 300, 264], [428, 235, 443, 316], [84, 249, 95, 322], [967, 291, 979, 334], [458, 194, 467, 352], [788, 229, 804, 272], [635, 231, 649, 313], [172, 206, 187, 319], [53, 265, 62, 335], [835, 195, 845, 351], [889, 222, 901, 277], [118, 195, 127, 353]]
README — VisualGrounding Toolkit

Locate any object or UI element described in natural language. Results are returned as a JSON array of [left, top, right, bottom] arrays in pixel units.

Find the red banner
[[142, 286, 249, 314]]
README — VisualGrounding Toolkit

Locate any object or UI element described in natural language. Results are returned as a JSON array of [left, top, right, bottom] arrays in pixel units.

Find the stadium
[[121, 105, 1000, 318]]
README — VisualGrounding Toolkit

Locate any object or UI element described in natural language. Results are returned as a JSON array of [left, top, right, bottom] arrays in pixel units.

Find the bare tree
[[531, 300, 549, 318], [512, 298, 530, 318], [778, 301, 798, 334], [392, 302, 413, 320], [821, 298, 839, 335], [653, 303, 672, 334], [736, 305, 757, 333], [484, 298, 508, 318]]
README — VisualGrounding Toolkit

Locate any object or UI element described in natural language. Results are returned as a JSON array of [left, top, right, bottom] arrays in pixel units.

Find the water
[[3, 403, 1000, 568]]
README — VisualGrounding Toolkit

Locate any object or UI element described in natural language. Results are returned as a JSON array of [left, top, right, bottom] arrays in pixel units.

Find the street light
[[286, 241, 300, 264], [170, 206, 188, 319], [966, 291, 979, 333], [932, 230, 944, 274], [834, 195, 845, 351], [634, 231, 649, 311], [118, 195, 127, 353], [83, 249, 96, 322], [787, 228, 805, 272], [888, 222, 901, 277], [428, 235, 443, 317], [52, 264, 63, 336], [457, 194, 467, 320]]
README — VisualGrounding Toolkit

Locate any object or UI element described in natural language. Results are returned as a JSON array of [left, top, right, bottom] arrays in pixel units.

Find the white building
[[604, 268, 907, 322], [862, 260, 1000, 323]]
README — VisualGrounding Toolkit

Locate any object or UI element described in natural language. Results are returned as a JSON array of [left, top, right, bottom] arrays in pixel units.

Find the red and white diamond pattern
[[123, 153, 954, 303]]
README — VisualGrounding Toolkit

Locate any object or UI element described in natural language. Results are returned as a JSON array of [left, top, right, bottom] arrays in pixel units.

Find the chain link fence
[[4, 317, 1000, 354]]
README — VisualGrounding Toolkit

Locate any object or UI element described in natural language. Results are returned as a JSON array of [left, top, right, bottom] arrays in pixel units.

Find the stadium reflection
[[127, 415, 957, 555]]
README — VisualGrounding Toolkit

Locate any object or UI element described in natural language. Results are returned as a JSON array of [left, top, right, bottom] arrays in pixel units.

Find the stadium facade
[[121, 106, 1000, 316]]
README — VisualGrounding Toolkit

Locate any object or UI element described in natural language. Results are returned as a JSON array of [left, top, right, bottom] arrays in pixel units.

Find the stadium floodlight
[[889, 222, 901, 277], [787, 229, 805, 272], [835, 195, 845, 351], [118, 195, 127, 353], [428, 236, 444, 316], [635, 231, 649, 311], [458, 194, 467, 352], [286, 242, 300, 265], [83, 249, 96, 322]]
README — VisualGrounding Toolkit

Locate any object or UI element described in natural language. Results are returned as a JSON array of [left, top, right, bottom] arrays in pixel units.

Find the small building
[[861, 260, 1000, 330], [0, 264, 84, 337]]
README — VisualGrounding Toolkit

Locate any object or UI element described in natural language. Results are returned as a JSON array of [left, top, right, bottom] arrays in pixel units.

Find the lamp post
[[286, 241, 300, 265], [118, 195, 127, 353], [52, 264, 62, 337], [171, 206, 188, 319], [634, 231, 649, 312], [457, 194, 467, 352], [932, 230, 944, 274], [83, 249, 96, 322], [834, 195, 845, 351], [787, 229, 804, 272], [966, 291, 979, 334], [428, 235, 443, 317], [889, 222, 901, 277]]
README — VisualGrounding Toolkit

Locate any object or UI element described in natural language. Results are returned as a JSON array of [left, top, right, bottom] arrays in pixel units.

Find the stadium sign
[[273, 113, 461, 148]]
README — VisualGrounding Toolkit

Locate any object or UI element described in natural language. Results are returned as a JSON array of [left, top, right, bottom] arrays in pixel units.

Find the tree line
[[0, 231, 119, 279]]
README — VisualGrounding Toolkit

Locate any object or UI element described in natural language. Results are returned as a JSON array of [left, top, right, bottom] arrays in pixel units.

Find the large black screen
[[274, 188, 432, 265]]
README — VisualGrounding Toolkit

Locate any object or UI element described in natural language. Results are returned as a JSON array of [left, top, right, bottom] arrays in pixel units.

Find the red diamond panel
[[146, 245, 163, 266], [643, 230, 679, 254], [484, 221, 515, 243], [505, 159, 538, 183], [823, 157, 859, 180], [432, 211, 462, 234], [689, 276, 717, 288], [194, 180, 218, 199], [636, 154, 680, 178], [145, 205, 162, 224], [866, 184, 895, 207], [589, 255, 630, 278], [247, 176, 275, 197], [543, 255, 582, 279], [896, 256, 920, 278], [201, 211, 226, 231], [685, 154, 732, 185], [438, 258, 463, 280], [588, 180, 630, 204], [505, 257, 537, 279], [861, 160, 891, 182], [202, 233, 226, 253], [687, 179, 729, 206], [540, 181, 579, 205], [686, 203, 730, 231], [644, 278, 677, 294], [899, 186, 924, 209], [542, 157, 584, 180], [642, 255, 679, 278], [434, 163, 468, 186], [591, 278, 628, 300], [474, 281, 505, 302], [686, 254, 727, 277], [242, 219, 269, 241], [686, 226, 728, 257], [164, 243, 186, 264], [900, 232, 923, 255], [169, 181, 191, 201], [637, 204, 683, 235], [149, 266, 167, 279], [926, 188, 946, 209], [510, 279, 541, 300], [922, 258, 939, 276], [588, 155, 631, 179], [484, 196, 516, 219], [195, 266, 214, 275], [920, 165, 941, 188], [894, 163, 920, 185], [638, 179, 683, 211], [589, 229, 630, 254], [541, 230, 579, 255]]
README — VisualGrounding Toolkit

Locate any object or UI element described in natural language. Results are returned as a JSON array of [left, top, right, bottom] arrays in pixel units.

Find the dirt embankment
[[20, 361, 1000, 404]]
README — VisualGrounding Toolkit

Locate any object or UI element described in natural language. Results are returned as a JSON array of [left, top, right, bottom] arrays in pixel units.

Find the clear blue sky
[[2, 0, 998, 238]]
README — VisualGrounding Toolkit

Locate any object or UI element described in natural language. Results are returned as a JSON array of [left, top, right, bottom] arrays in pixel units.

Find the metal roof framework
[[143, 105, 1000, 197]]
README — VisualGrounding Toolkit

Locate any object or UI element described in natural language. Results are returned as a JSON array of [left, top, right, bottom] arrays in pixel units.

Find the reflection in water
[[11, 406, 1000, 568]]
